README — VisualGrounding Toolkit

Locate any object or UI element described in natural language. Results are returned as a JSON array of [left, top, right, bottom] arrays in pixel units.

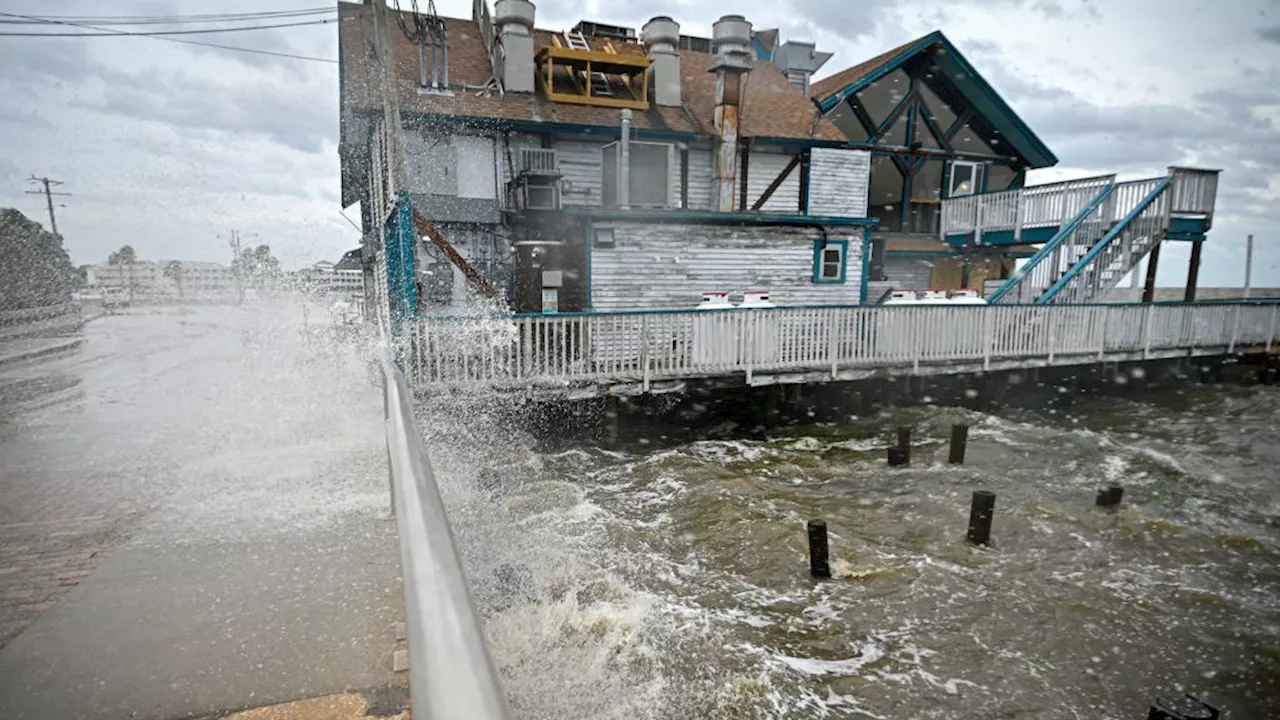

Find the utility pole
[[1244, 234, 1254, 300], [228, 230, 245, 304], [25, 175, 71, 237]]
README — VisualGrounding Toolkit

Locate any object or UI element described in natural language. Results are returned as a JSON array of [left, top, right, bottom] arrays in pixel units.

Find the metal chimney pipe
[[709, 15, 753, 212], [418, 36, 429, 88], [620, 109, 632, 209]]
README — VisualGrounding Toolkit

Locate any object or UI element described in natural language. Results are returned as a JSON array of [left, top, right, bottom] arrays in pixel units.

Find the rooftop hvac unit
[[518, 147, 559, 175]]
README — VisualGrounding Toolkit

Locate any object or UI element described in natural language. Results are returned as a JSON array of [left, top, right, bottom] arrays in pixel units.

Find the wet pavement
[[0, 304, 404, 720]]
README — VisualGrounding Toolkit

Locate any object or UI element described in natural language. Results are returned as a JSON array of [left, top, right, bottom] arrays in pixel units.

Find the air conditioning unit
[[521, 182, 561, 210]]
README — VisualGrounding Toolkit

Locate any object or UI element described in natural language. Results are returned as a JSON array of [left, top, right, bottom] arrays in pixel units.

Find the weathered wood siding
[[590, 223, 864, 310], [745, 150, 801, 212], [551, 139, 602, 207], [685, 145, 715, 210], [808, 148, 871, 217]]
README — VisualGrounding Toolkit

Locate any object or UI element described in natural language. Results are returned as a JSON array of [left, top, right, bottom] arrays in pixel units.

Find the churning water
[[422, 365, 1280, 719]]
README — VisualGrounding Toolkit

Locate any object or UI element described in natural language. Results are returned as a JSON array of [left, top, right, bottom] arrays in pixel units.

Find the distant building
[[291, 257, 365, 296], [86, 260, 236, 299]]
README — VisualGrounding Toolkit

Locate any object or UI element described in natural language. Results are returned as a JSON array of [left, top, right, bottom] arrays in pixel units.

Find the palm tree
[[107, 245, 136, 266], [107, 245, 138, 302], [163, 261, 184, 298]]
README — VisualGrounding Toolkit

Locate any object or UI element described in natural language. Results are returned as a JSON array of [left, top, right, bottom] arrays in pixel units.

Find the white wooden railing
[[1167, 166, 1220, 218], [406, 303, 1280, 391], [941, 175, 1114, 240]]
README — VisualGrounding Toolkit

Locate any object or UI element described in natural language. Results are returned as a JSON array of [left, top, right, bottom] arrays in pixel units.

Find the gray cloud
[[65, 64, 338, 155], [1259, 25, 1280, 43]]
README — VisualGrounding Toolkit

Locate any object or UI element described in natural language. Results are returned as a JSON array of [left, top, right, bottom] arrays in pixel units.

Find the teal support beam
[[386, 190, 418, 332]]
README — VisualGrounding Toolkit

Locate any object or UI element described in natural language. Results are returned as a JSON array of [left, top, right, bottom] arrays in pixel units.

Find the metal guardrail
[[380, 350, 511, 720], [407, 302, 1280, 391]]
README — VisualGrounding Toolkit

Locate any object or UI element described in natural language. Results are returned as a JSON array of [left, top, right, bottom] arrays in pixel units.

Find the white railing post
[[1142, 304, 1153, 359], [1047, 310, 1057, 365], [1267, 304, 1277, 353], [1098, 305, 1108, 361], [827, 309, 839, 379], [911, 308, 921, 374], [1013, 193, 1024, 243], [1228, 304, 1240, 354], [641, 314, 651, 392], [982, 308, 993, 370], [974, 197, 985, 245], [744, 311, 754, 385]]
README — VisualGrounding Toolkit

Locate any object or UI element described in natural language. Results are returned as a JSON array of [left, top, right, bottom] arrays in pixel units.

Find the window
[[601, 141, 672, 207], [949, 161, 982, 197], [869, 155, 904, 232], [812, 239, 848, 283], [855, 69, 910, 127], [828, 101, 870, 142], [593, 227, 616, 248]]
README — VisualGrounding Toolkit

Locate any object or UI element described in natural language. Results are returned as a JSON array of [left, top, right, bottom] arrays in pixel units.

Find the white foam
[[775, 641, 885, 677]]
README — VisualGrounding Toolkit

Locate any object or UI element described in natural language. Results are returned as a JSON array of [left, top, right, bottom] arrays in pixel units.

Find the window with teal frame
[[812, 239, 849, 284]]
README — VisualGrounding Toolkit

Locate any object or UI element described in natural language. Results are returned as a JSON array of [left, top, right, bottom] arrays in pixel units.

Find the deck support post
[[603, 394, 620, 448], [1142, 242, 1161, 303], [1184, 240, 1203, 302]]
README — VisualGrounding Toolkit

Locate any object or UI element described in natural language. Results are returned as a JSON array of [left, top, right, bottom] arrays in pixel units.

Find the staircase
[[974, 167, 1220, 305]]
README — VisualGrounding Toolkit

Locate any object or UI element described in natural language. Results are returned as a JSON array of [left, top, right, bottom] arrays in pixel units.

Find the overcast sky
[[1, 0, 1276, 285]]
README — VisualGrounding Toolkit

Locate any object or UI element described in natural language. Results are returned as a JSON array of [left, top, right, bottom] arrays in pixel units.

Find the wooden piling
[[807, 519, 831, 578], [1096, 484, 1124, 508], [948, 424, 969, 464], [897, 427, 911, 465], [966, 490, 996, 546]]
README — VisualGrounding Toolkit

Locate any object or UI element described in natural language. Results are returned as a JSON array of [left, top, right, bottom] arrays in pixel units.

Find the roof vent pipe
[[620, 109, 632, 209], [642, 16, 681, 107], [709, 14, 752, 212], [494, 0, 536, 93]]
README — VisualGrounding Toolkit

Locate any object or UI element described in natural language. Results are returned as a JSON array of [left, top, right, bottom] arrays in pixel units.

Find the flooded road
[[432, 383, 1280, 719], [0, 304, 403, 720]]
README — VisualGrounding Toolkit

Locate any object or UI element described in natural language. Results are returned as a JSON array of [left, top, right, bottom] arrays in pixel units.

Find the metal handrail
[[381, 350, 511, 720]]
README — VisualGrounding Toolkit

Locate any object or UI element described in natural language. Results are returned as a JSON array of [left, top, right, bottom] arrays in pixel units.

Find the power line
[[0, 10, 338, 64], [0, 18, 337, 38], [0, 8, 335, 25]]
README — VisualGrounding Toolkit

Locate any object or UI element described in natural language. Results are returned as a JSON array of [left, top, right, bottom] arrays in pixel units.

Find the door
[[949, 161, 983, 198]]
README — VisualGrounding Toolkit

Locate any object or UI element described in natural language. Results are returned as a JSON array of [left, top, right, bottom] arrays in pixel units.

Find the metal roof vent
[[709, 14, 753, 72]]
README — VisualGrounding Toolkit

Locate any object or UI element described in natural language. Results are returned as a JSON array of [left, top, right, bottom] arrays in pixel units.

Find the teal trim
[[986, 183, 1116, 304], [751, 136, 851, 149], [817, 33, 941, 112], [752, 37, 773, 62], [944, 226, 1057, 247], [1165, 232, 1208, 242], [402, 112, 696, 141], [812, 238, 850, 284], [817, 31, 1057, 168], [1169, 217, 1209, 235], [886, 250, 961, 258], [561, 207, 878, 227], [860, 227, 872, 304], [414, 296, 1280, 321], [1038, 177, 1172, 304], [386, 191, 418, 334]]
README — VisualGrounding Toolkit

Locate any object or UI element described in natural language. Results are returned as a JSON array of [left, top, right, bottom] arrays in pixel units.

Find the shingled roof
[[810, 35, 927, 103], [337, 2, 843, 142]]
